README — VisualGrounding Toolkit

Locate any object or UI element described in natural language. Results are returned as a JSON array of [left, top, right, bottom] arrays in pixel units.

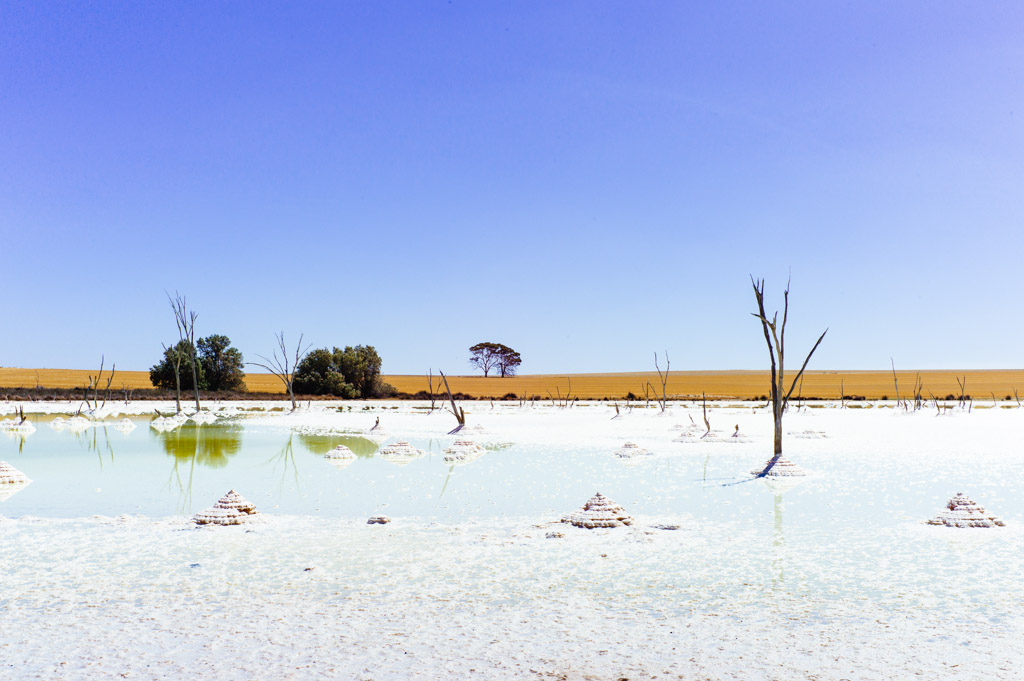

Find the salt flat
[[2, 401, 1022, 680]]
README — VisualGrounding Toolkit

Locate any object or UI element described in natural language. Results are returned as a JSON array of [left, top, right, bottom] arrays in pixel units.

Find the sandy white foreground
[[2, 400, 1023, 680]]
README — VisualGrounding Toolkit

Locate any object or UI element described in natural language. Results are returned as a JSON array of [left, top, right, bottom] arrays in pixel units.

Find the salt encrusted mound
[[363, 420, 390, 443], [150, 414, 188, 432], [325, 444, 356, 470], [443, 439, 484, 464], [751, 455, 806, 478], [367, 515, 391, 525], [562, 492, 633, 529], [325, 444, 355, 460], [50, 417, 68, 430], [926, 492, 1005, 528], [189, 411, 218, 425], [378, 440, 425, 466], [193, 489, 260, 526], [0, 418, 36, 434], [114, 418, 136, 432], [0, 461, 30, 485], [66, 415, 92, 431], [613, 442, 651, 460]]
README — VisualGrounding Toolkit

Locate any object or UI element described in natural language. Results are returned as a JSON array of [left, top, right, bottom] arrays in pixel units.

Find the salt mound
[[0, 461, 30, 485], [114, 418, 136, 432], [325, 445, 356, 470], [926, 492, 1005, 528], [613, 442, 651, 460], [66, 416, 91, 432], [443, 439, 484, 465], [363, 420, 389, 443], [150, 415, 185, 432], [0, 418, 36, 434], [562, 492, 633, 529], [189, 412, 218, 425], [751, 455, 806, 478], [378, 440, 425, 466], [193, 489, 260, 526], [50, 417, 68, 430]]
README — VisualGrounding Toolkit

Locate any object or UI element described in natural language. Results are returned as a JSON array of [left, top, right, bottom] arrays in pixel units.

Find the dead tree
[[250, 332, 311, 410], [85, 356, 115, 411], [750, 276, 828, 475], [890, 358, 902, 409], [438, 370, 466, 434], [426, 370, 438, 412], [700, 392, 711, 438], [651, 351, 670, 413], [956, 376, 967, 409], [168, 292, 200, 412], [1014, 388, 1021, 408]]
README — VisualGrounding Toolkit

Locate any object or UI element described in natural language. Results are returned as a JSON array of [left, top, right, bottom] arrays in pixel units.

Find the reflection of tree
[[771, 493, 784, 588], [294, 433, 379, 458], [159, 425, 243, 514], [158, 425, 242, 468]]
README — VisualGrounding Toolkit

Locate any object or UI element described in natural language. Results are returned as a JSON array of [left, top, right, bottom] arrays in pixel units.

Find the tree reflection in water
[[294, 433, 379, 458], [159, 425, 243, 513]]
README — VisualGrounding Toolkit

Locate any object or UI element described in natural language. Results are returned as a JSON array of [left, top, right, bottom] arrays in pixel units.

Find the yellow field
[[3, 367, 1023, 401]]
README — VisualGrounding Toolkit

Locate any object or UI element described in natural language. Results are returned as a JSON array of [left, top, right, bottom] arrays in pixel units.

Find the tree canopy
[[469, 342, 521, 377], [292, 345, 395, 398], [150, 335, 246, 391]]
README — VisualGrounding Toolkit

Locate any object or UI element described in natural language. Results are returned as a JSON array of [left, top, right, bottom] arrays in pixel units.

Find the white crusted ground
[[2, 400, 1024, 679]]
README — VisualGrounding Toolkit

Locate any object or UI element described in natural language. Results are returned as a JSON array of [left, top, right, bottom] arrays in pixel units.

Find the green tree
[[292, 344, 394, 398], [150, 335, 246, 392], [197, 335, 246, 391], [293, 348, 355, 397], [470, 342, 521, 378]]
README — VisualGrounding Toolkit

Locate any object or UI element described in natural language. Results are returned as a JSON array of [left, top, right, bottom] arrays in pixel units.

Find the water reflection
[[159, 425, 243, 514], [771, 493, 784, 588], [157, 425, 243, 469], [295, 433, 379, 458]]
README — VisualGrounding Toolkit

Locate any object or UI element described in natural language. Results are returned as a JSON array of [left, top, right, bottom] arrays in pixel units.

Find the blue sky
[[2, 2, 1022, 374]]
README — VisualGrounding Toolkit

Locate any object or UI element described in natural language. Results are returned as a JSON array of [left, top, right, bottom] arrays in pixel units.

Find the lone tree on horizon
[[751, 276, 827, 476], [469, 342, 521, 377]]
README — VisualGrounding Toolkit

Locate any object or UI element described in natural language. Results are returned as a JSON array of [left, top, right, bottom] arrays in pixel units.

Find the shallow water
[[2, 403, 1023, 679]]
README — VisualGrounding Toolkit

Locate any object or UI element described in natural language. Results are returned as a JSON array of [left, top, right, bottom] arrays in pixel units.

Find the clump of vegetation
[[292, 345, 395, 398], [150, 335, 246, 392]]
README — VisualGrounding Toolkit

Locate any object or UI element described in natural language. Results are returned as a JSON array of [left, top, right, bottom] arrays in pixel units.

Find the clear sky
[[2, 2, 1022, 375]]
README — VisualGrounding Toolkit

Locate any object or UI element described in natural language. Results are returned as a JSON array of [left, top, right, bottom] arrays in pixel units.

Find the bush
[[150, 334, 245, 391], [292, 345, 389, 398]]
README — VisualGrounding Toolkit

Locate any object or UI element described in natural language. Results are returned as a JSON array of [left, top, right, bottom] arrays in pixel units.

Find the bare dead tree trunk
[[890, 358, 901, 409], [701, 392, 711, 437], [653, 351, 669, 413], [438, 369, 466, 433], [427, 370, 438, 412], [168, 292, 200, 412], [956, 376, 967, 409], [250, 332, 310, 410], [751, 276, 828, 475]]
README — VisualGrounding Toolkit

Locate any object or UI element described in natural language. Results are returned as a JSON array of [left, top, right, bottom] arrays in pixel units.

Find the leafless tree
[[750, 276, 828, 475], [890, 358, 902, 409], [956, 376, 967, 409], [438, 369, 466, 433], [250, 332, 311, 410], [85, 356, 115, 411], [700, 392, 711, 438], [426, 369, 438, 413], [648, 351, 670, 413], [167, 292, 201, 411]]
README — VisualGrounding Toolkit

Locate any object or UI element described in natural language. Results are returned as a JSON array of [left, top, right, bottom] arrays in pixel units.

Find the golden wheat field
[[2, 367, 1023, 400]]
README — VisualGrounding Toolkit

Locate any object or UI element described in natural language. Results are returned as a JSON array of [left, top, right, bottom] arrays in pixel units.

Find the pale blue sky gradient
[[2, 2, 1023, 374]]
